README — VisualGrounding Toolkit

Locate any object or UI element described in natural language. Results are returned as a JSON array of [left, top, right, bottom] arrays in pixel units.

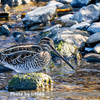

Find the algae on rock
[[8, 73, 52, 91]]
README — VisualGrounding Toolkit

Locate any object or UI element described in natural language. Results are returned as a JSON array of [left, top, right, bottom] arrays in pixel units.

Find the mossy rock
[[8, 73, 52, 91]]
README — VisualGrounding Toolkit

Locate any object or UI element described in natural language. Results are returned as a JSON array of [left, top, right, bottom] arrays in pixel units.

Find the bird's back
[[0, 44, 51, 73]]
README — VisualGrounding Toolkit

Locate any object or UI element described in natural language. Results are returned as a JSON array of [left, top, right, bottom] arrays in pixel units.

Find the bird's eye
[[47, 41, 49, 44]]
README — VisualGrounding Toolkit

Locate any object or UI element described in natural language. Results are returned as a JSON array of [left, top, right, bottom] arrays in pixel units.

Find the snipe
[[0, 37, 75, 73]]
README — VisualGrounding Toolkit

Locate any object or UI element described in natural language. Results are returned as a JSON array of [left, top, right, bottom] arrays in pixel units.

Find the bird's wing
[[0, 44, 43, 65]]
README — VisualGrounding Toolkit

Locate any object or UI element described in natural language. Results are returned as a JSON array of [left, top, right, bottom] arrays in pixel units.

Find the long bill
[[49, 44, 75, 70]]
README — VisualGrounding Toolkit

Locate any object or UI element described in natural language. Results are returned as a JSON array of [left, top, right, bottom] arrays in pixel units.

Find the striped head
[[38, 37, 54, 51]]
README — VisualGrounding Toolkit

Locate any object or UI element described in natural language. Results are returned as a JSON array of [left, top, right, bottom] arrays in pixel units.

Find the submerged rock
[[8, 73, 52, 91], [22, 6, 57, 26], [71, 4, 99, 23], [0, 25, 10, 36], [94, 43, 100, 53], [71, 0, 91, 8], [87, 22, 100, 34], [83, 53, 100, 62], [87, 32, 100, 44]]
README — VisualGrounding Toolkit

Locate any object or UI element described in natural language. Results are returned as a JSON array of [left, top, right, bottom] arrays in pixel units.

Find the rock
[[8, 73, 52, 91], [0, 25, 10, 36], [87, 32, 100, 44], [83, 53, 100, 62], [87, 22, 100, 34], [40, 24, 62, 35], [46, 1, 64, 8], [12, 32, 23, 37], [3, 4, 10, 12], [22, 6, 57, 26], [94, 43, 100, 53], [71, 0, 91, 8], [2, 0, 22, 6], [22, 0, 30, 4], [42, 27, 89, 57], [71, 4, 99, 23], [57, 0, 72, 4], [57, 19, 77, 27], [70, 22, 90, 30], [14, 33, 28, 43]]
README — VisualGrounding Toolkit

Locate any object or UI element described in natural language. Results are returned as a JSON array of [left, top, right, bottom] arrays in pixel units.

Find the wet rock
[[57, 0, 72, 4], [2, 0, 22, 6], [58, 14, 73, 21], [12, 32, 23, 37], [14, 33, 28, 43], [71, 0, 91, 8], [42, 27, 89, 57], [71, 4, 99, 23], [40, 24, 62, 35], [8, 73, 52, 91], [94, 43, 100, 53], [87, 32, 100, 44], [22, 6, 57, 26], [87, 22, 100, 34], [22, 0, 30, 4], [83, 53, 100, 62], [46, 1, 64, 8], [70, 22, 90, 30], [57, 16, 77, 27], [0, 25, 10, 36]]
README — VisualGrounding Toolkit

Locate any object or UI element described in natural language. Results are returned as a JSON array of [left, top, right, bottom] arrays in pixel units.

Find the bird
[[0, 37, 75, 73]]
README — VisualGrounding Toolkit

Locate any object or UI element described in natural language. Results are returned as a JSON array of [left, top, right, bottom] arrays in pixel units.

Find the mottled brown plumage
[[0, 37, 74, 73]]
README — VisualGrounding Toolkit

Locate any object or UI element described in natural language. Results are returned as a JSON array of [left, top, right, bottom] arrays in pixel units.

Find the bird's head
[[38, 37, 55, 51], [38, 37, 75, 70]]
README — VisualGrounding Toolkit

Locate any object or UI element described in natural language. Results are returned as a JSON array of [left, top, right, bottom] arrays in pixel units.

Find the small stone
[[0, 25, 10, 36], [8, 73, 52, 91], [87, 32, 100, 44], [70, 22, 90, 30], [87, 22, 100, 34], [94, 43, 100, 53]]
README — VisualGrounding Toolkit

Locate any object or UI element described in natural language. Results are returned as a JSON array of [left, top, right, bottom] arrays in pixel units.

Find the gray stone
[[94, 43, 100, 53], [22, 6, 57, 26], [58, 14, 73, 21], [71, 4, 99, 23], [40, 24, 62, 35], [87, 32, 100, 44], [87, 22, 100, 33], [70, 22, 90, 30], [8, 73, 52, 91], [71, 0, 91, 8], [0, 25, 10, 36], [57, 0, 72, 4], [57, 19, 78, 27], [42, 27, 89, 57], [46, 1, 64, 8]]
